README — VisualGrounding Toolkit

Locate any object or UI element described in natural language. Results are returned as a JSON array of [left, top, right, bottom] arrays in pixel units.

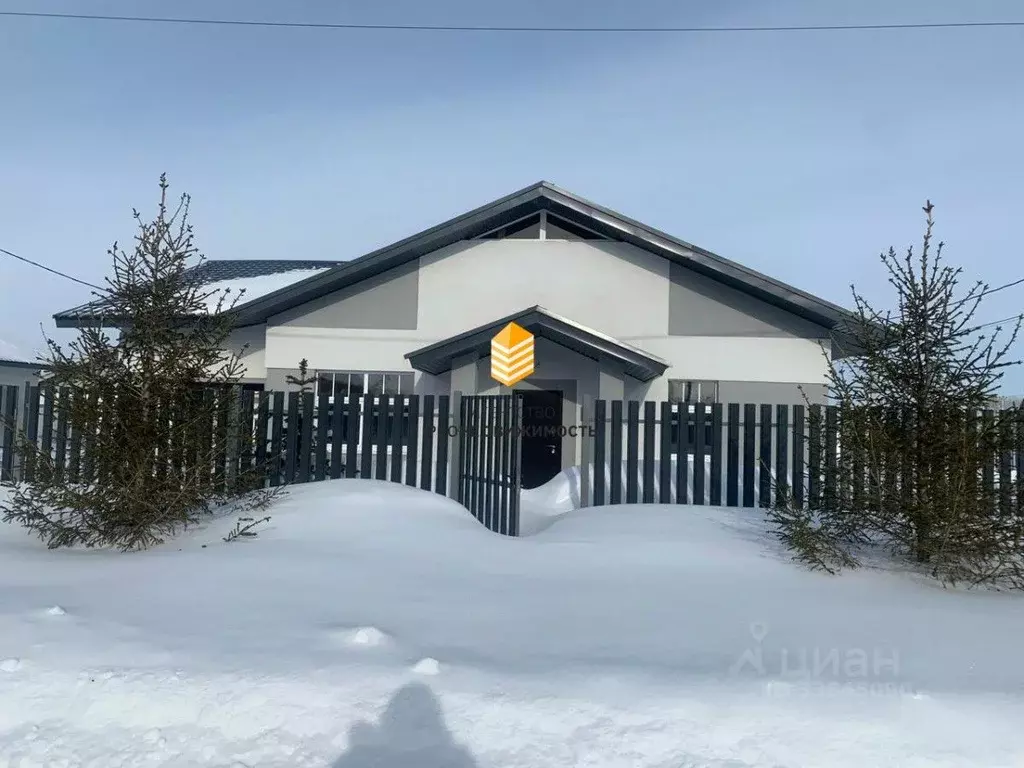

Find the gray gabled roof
[[406, 306, 670, 382], [53, 259, 345, 327], [54, 181, 854, 331], [0, 358, 49, 371], [223, 180, 853, 329]]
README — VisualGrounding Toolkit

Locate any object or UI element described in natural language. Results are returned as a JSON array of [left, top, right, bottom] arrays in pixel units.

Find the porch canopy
[[405, 306, 669, 383]]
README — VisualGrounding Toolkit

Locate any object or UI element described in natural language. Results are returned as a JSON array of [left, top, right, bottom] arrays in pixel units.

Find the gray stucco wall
[[716, 380, 827, 406], [668, 262, 830, 339], [269, 261, 419, 330], [0, 365, 43, 390]]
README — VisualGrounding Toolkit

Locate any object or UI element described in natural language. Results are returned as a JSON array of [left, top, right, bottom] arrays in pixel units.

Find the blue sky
[[2, 0, 1023, 388]]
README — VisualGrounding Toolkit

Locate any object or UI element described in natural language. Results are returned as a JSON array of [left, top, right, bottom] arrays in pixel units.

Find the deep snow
[[1, 477, 1023, 767]]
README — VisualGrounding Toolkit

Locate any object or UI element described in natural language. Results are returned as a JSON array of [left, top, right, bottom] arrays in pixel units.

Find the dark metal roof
[[406, 306, 670, 383], [0, 358, 48, 371], [53, 182, 856, 332], [53, 259, 344, 327], [212, 180, 854, 330]]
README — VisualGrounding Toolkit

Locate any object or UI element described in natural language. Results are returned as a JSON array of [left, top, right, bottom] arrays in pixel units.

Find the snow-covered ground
[[2, 477, 1023, 767]]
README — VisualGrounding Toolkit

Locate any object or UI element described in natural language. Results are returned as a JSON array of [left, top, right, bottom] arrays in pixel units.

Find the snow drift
[[1, 479, 1022, 766]]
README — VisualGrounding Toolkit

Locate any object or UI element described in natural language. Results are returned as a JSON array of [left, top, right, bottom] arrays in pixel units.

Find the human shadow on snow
[[331, 681, 478, 768]]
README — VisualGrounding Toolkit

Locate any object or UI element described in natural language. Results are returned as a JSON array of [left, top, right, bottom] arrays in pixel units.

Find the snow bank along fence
[[3, 383, 1023, 537]]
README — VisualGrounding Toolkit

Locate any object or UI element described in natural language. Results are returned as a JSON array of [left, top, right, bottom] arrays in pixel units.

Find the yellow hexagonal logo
[[490, 322, 534, 386]]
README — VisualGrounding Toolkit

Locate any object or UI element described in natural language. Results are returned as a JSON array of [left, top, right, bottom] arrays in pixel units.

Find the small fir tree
[[1, 174, 261, 550], [769, 201, 1024, 588]]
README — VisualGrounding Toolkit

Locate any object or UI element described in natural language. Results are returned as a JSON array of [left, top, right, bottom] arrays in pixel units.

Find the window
[[544, 216, 608, 241], [668, 379, 719, 449], [477, 213, 542, 240], [668, 379, 719, 405], [476, 212, 610, 241], [311, 371, 415, 451], [315, 371, 414, 399]]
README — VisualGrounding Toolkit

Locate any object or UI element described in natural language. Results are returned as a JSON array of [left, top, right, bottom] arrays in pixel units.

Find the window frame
[[667, 379, 719, 450], [309, 371, 416, 461]]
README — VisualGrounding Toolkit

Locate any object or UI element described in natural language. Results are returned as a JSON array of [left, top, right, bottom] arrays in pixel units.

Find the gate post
[[448, 390, 464, 502], [580, 394, 594, 508]]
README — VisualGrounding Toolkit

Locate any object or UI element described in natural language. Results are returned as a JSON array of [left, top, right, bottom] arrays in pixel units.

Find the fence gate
[[458, 395, 522, 536]]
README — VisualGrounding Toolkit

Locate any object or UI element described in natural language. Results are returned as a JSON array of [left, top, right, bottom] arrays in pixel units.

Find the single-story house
[[54, 181, 853, 487], [0, 339, 47, 390]]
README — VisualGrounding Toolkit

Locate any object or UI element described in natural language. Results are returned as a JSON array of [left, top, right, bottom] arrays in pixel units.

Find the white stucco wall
[[417, 240, 670, 338], [260, 238, 832, 393], [225, 325, 267, 382]]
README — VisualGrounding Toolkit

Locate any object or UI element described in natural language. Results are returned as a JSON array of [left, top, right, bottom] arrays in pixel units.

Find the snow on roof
[[0, 337, 31, 365], [200, 268, 332, 313]]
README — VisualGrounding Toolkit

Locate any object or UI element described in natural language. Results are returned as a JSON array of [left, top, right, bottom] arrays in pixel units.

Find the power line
[[977, 276, 1024, 300], [975, 313, 1024, 331], [2, 11, 1024, 33], [0, 246, 105, 291]]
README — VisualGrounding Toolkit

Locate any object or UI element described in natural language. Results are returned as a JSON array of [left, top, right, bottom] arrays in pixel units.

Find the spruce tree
[[1, 175, 259, 550], [770, 202, 1024, 588]]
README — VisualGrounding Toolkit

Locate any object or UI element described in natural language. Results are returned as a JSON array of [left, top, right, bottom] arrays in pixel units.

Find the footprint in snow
[[412, 657, 441, 676], [46, 605, 67, 616], [333, 626, 391, 648], [1, 658, 23, 673]]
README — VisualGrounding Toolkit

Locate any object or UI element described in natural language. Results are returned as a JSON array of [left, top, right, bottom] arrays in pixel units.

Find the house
[[0, 339, 47, 390], [54, 181, 854, 489]]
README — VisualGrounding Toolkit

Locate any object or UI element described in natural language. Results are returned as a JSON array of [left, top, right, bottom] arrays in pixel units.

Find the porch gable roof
[[405, 306, 669, 383]]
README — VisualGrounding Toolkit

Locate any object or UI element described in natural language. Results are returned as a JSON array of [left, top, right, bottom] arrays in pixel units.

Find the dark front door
[[518, 389, 563, 489]]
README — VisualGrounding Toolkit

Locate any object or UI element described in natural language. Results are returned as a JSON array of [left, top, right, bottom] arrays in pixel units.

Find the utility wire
[[975, 313, 1024, 331], [2, 11, 1024, 33], [0, 246, 105, 291]]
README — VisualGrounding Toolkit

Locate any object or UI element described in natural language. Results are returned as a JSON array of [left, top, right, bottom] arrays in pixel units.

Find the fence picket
[[676, 403, 688, 504], [419, 395, 435, 491], [775, 404, 789, 506], [609, 400, 623, 505], [297, 392, 315, 483], [824, 405, 839, 510], [710, 403, 723, 506], [22, 385, 40, 482], [435, 395, 450, 495], [593, 399, 607, 506], [726, 403, 740, 507], [658, 401, 672, 504], [255, 391, 269, 483], [808, 405, 822, 509], [316, 392, 330, 482], [792, 405, 805, 508], [390, 396, 405, 484], [693, 403, 707, 505], [742, 404, 756, 508], [329, 392, 344, 479], [642, 401, 656, 504], [0, 386, 17, 482], [405, 395, 420, 487], [269, 392, 285, 487], [625, 400, 640, 504], [284, 392, 299, 484]]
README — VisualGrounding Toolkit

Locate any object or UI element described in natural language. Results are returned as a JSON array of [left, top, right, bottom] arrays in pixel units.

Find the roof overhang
[[406, 306, 670, 383], [214, 181, 856, 330], [53, 181, 859, 335], [0, 359, 49, 371]]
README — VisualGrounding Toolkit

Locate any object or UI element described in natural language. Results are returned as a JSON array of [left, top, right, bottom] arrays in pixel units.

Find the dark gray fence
[[3, 382, 1022, 536], [583, 399, 1024, 511]]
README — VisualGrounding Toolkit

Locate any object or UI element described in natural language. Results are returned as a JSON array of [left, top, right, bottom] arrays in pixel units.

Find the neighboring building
[[54, 181, 855, 484], [0, 339, 47, 390]]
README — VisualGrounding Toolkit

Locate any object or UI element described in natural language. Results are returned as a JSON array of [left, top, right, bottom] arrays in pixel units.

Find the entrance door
[[518, 390, 563, 489]]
